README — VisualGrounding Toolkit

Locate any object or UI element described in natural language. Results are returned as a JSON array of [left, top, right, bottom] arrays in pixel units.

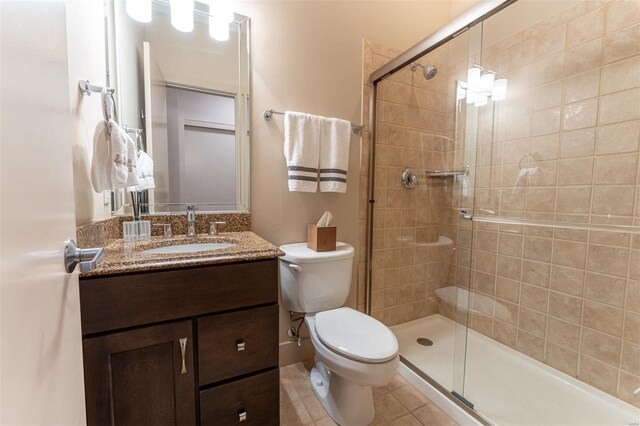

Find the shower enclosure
[[364, 0, 640, 424]]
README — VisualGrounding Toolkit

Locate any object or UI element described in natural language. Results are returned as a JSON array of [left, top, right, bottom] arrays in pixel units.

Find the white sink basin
[[142, 242, 235, 254]]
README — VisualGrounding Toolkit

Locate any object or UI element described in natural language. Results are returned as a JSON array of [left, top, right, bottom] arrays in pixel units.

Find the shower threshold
[[391, 314, 640, 426]]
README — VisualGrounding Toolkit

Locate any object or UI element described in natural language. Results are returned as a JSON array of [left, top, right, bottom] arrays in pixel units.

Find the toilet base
[[310, 360, 375, 426]]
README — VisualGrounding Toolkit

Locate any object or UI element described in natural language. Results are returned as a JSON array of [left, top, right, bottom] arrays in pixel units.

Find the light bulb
[[456, 82, 466, 101], [170, 0, 194, 32], [467, 67, 481, 92], [209, 0, 234, 41], [480, 72, 495, 93], [210, 0, 234, 23], [474, 95, 488, 107], [209, 17, 229, 41], [126, 0, 152, 23], [466, 91, 476, 105], [492, 77, 508, 101]]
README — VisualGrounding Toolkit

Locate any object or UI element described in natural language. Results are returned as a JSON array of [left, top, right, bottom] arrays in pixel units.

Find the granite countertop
[[80, 231, 284, 278]]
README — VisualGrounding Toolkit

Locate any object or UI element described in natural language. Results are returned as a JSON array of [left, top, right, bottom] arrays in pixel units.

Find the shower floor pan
[[391, 314, 639, 425]]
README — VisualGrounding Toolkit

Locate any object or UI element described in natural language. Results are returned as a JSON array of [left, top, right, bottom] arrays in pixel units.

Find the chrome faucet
[[186, 205, 197, 237]]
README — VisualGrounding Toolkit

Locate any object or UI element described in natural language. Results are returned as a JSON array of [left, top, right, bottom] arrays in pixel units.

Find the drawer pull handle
[[236, 339, 245, 352], [179, 337, 187, 374], [238, 409, 247, 422]]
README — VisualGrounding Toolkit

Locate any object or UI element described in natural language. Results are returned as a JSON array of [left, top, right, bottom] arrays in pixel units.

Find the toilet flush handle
[[287, 263, 302, 272]]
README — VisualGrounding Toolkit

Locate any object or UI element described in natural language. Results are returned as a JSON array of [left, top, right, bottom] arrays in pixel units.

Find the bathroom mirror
[[106, 0, 251, 214]]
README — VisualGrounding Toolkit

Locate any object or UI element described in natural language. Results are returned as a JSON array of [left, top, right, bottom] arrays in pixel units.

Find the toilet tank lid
[[279, 242, 354, 264]]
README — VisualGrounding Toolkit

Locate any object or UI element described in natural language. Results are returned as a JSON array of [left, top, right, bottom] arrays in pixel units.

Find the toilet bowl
[[306, 309, 399, 425], [278, 243, 399, 425]]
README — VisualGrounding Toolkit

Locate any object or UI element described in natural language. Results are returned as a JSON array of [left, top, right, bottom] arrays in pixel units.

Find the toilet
[[279, 242, 399, 425]]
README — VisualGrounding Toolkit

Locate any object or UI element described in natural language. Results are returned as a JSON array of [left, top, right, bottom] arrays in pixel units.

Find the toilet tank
[[279, 242, 355, 313]]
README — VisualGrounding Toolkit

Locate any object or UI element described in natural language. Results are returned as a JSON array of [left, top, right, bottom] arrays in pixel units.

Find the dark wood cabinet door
[[83, 321, 196, 426]]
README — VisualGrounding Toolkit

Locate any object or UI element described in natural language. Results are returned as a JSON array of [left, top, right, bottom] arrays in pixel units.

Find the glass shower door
[[448, 22, 483, 403], [367, 24, 480, 399]]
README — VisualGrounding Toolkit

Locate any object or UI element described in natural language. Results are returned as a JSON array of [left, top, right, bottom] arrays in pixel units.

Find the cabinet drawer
[[200, 369, 279, 426], [198, 304, 278, 384], [80, 259, 277, 335]]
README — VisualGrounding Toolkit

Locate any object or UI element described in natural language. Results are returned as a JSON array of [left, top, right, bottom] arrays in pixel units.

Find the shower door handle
[[459, 210, 473, 221]]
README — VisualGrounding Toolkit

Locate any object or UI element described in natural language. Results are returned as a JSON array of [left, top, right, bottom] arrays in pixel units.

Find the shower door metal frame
[[365, 0, 517, 320]]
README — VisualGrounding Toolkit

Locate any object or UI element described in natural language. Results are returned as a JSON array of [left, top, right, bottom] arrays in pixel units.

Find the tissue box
[[307, 225, 337, 252]]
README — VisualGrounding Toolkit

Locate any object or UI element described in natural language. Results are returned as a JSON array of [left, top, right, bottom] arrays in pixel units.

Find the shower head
[[410, 62, 438, 80]]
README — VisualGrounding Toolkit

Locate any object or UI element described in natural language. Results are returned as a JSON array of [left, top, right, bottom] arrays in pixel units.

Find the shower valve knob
[[402, 168, 418, 189]]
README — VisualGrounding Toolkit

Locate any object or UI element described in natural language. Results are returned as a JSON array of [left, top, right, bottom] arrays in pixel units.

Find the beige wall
[[364, 40, 455, 326], [67, 0, 112, 225]]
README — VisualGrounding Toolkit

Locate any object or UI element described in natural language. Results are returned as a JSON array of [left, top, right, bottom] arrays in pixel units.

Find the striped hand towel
[[319, 117, 351, 193], [284, 111, 321, 192]]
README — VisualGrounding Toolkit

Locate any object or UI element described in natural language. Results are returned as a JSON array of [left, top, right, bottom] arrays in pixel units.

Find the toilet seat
[[314, 307, 398, 363]]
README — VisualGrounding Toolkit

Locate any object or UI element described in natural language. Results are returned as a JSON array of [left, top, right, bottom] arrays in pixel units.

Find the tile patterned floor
[[280, 361, 459, 426]]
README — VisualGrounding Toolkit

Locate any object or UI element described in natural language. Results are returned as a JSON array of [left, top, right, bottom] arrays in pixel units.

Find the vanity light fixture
[[126, 0, 152, 23], [465, 66, 481, 104], [474, 94, 488, 107], [479, 71, 495, 93], [491, 77, 508, 101], [125, 0, 236, 42], [170, 0, 194, 32], [460, 65, 507, 106], [456, 82, 467, 101]]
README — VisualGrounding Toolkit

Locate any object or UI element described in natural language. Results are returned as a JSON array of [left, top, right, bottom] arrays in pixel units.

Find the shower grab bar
[[469, 214, 640, 235], [426, 164, 470, 178], [263, 109, 364, 135]]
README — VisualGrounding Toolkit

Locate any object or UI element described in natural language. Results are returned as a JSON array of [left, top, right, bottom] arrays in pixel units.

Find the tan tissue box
[[307, 225, 337, 252]]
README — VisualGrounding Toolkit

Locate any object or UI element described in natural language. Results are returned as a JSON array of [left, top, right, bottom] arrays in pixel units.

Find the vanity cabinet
[[80, 259, 279, 426]]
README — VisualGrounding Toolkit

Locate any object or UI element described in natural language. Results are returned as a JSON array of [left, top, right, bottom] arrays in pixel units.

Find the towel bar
[[78, 79, 114, 96], [263, 108, 364, 135]]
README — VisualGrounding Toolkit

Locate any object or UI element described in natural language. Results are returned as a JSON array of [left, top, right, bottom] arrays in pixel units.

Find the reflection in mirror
[[107, 0, 250, 214]]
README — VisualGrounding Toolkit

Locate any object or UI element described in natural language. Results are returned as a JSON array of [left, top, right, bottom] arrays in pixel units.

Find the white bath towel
[[284, 111, 321, 192], [319, 117, 351, 193], [132, 151, 155, 191], [91, 120, 112, 193], [121, 128, 139, 188], [90, 119, 139, 192]]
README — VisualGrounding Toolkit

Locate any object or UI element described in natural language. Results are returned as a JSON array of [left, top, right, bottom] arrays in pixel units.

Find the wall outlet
[[103, 191, 111, 206]]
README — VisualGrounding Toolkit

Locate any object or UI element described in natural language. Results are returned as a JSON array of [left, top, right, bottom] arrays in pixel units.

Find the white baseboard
[[279, 339, 314, 367]]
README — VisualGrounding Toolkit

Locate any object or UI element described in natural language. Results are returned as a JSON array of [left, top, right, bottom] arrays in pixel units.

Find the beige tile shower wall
[[440, 0, 640, 407], [360, 41, 457, 326]]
